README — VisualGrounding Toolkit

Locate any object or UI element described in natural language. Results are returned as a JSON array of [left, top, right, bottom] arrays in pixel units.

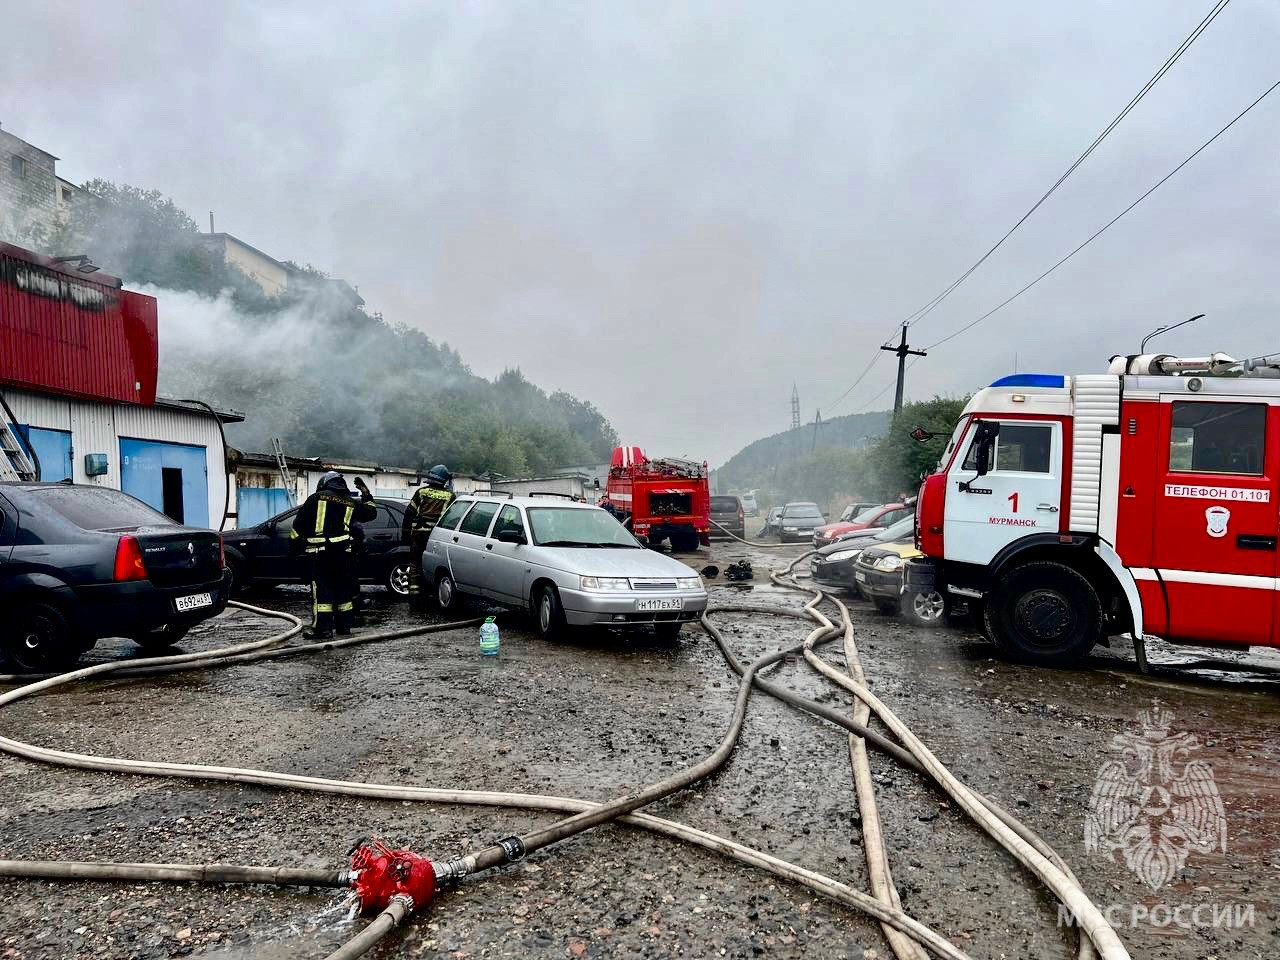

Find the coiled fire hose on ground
[[0, 600, 969, 959], [768, 559, 1111, 960], [0, 576, 1127, 959]]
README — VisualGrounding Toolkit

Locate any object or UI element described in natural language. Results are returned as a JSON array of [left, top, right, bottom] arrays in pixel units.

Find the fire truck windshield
[[938, 416, 969, 470]]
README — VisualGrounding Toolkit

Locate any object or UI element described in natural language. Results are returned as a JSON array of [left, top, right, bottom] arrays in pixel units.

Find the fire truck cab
[[910, 353, 1280, 665]]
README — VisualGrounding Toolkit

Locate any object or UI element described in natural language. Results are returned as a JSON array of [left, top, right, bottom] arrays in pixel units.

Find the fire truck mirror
[[973, 421, 1000, 478]]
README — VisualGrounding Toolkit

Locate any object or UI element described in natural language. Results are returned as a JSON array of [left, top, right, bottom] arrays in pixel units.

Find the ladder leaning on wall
[[0, 421, 39, 482], [271, 437, 296, 507]]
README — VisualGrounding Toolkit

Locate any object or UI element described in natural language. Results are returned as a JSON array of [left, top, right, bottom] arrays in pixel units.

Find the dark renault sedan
[[0, 483, 230, 672], [222, 499, 415, 599]]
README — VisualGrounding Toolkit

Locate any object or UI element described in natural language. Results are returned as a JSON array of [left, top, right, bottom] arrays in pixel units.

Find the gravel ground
[[1, 537, 1277, 959]]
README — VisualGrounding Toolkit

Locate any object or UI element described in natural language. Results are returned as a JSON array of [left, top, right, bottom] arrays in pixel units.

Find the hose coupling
[[432, 857, 469, 887], [498, 836, 526, 863]]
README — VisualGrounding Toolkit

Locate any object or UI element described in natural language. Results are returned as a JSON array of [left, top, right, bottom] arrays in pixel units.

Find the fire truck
[[908, 352, 1280, 665], [606, 445, 711, 551]]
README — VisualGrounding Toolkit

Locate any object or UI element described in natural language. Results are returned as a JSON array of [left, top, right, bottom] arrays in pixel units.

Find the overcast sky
[[4, 1, 1278, 464]]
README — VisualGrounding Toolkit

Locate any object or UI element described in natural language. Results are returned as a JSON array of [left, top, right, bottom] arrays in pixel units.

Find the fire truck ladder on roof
[[0, 421, 39, 482], [271, 437, 296, 507]]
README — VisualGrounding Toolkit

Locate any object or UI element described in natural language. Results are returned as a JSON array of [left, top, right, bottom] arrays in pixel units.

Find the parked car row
[[808, 503, 954, 628]]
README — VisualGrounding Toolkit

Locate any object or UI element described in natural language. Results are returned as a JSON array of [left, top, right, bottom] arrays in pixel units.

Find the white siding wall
[[5, 386, 230, 528]]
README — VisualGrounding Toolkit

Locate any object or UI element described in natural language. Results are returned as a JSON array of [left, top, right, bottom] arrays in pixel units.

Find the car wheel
[[988, 561, 1102, 666], [384, 559, 412, 601], [133, 624, 190, 651], [902, 589, 946, 628], [874, 599, 898, 616], [2, 602, 80, 673], [226, 557, 247, 597], [436, 571, 462, 614], [535, 584, 566, 640]]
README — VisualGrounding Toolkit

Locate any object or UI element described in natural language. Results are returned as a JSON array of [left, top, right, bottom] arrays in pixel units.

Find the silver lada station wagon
[[422, 495, 709, 638]]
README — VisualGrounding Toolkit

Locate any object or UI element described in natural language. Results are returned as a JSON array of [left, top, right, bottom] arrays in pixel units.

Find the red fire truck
[[605, 446, 711, 551], [908, 353, 1280, 665]]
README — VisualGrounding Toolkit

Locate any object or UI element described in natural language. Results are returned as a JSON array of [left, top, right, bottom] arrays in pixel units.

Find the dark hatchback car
[[708, 495, 745, 540], [222, 498, 415, 599], [0, 483, 230, 672], [777, 502, 826, 542]]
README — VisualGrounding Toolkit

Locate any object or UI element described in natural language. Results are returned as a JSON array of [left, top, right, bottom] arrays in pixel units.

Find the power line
[[819, 0, 1229, 416], [823, 351, 884, 415], [898, 0, 1231, 331], [922, 77, 1280, 352]]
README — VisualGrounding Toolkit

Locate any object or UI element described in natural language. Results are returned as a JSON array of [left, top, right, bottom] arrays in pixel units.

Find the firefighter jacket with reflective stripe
[[292, 489, 377, 554], [403, 485, 455, 541]]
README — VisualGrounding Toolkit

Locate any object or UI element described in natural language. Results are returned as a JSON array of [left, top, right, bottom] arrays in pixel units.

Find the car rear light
[[114, 536, 148, 582]]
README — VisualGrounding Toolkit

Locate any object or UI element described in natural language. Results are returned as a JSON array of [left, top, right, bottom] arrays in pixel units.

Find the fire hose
[[0, 585, 1127, 958], [0, 601, 970, 958]]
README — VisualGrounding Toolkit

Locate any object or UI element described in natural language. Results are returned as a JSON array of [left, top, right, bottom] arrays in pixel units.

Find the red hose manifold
[[349, 840, 436, 913]]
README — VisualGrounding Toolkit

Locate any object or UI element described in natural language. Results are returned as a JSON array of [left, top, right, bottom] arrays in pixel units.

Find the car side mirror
[[497, 529, 527, 545]]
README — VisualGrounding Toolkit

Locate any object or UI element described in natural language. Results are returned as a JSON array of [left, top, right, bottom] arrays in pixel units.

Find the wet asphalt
[[0, 536, 1277, 959]]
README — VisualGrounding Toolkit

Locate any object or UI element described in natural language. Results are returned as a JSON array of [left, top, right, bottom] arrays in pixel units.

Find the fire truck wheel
[[535, 584, 567, 639], [989, 561, 1102, 666]]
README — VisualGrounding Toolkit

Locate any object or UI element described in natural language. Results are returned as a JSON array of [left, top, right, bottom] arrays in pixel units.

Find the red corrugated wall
[[0, 242, 158, 405]]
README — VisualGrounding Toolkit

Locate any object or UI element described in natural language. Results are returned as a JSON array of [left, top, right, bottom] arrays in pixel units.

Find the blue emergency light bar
[[989, 374, 1066, 388]]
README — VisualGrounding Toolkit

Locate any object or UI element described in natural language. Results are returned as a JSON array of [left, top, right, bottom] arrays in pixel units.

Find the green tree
[[863, 396, 968, 497]]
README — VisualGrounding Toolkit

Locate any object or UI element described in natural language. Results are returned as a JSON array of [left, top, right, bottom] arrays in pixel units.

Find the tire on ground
[[435, 570, 462, 613], [2, 601, 81, 673], [534, 583, 567, 639], [384, 558, 412, 601], [986, 560, 1102, 666], [901, 589, 946, 628]]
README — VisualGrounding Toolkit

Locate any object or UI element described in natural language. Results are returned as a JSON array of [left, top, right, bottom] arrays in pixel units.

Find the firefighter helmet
[[426, 464, 451, 487]]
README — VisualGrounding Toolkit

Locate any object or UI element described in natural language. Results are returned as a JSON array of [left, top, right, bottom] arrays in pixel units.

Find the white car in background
[[422, 495, 709, 639], [738, 490, 760, 517]]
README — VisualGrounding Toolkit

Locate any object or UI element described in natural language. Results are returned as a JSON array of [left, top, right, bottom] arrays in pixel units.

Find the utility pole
[[880, 323, 927, 416], [811, 409, 823, 453], [790, 384, 801, 431]]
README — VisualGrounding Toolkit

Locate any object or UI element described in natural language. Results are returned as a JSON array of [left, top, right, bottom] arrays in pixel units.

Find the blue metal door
[[119, 438, 210, 528], [11, 426, 73, 482], [238, 487, 293, 528]]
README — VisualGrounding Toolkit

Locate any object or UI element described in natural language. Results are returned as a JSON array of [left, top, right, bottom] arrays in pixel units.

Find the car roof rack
[[528, 491, 581, 500], [468, 489, 514, 499]]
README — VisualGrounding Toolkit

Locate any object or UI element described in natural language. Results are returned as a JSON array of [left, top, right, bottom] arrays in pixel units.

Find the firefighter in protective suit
[[403, 464, 455, 608], [291, 471, 377, 638]]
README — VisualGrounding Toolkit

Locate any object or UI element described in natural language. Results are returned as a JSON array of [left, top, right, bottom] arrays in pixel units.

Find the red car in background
[[812, 501, 913, 549]]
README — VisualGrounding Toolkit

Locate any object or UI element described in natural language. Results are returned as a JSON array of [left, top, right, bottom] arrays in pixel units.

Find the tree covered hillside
[[27, 182, 617, 475], [715, 398, 967, 510]]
